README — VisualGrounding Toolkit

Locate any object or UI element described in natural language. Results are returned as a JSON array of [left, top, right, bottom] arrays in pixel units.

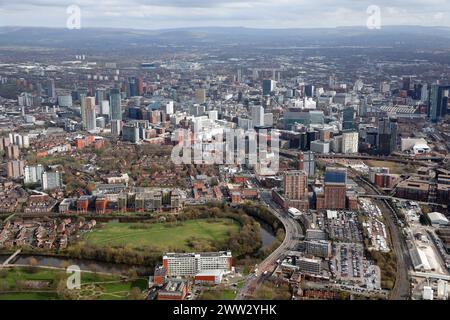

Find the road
[[352, 173, 411, 300], [1, 249, 22, 266], [236, 190, 303, 299]]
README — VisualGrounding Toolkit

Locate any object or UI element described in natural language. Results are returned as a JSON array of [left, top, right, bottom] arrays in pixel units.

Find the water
[[0, 218, 277, 271], [259, 223, 276, 248], [0, 254, 150, 275]]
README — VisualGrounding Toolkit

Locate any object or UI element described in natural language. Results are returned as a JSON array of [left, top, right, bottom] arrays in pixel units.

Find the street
[[236, 190, 304, 299]]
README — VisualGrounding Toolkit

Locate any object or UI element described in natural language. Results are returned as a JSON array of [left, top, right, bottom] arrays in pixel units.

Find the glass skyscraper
[[127, 77, 137, 97], [343, 107, 355, 131], [110, 88, 122, 121], [428, 84, 450, 123]]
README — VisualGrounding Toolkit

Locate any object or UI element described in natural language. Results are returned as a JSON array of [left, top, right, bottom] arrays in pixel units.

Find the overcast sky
[[0, 0, 449, 29]]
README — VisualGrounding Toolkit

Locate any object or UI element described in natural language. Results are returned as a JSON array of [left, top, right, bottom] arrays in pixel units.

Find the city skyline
[[0, 0, 450, 305]]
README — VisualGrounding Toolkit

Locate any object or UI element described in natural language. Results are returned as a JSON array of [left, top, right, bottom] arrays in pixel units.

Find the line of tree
[[56, 202, 264, 268], [11, 202, 283, 272]]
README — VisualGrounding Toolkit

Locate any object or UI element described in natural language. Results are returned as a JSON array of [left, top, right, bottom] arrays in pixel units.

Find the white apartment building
[[342, 131, 359, 153], [24, 164, 44, 184], [162, 251, 232, 277], [163, 101, 174, 115], [264, 113, 274, 126], [42, 171, 62, 190], [208, 110, 218, 121], [111, 120, 122, 136], [251, 105, 264, 127]]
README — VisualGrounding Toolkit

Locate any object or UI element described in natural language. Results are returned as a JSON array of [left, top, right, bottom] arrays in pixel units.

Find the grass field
[[0, 292, 59, 300], [0, 268, 118, 287], [0, 268, 147, 300], [0, 268, 63, 287], [83, 219, 240, 251], [199, 288, 238, 300]]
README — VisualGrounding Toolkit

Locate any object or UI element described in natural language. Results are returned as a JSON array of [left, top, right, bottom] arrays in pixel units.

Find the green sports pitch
[[82, 219, 240, 251]]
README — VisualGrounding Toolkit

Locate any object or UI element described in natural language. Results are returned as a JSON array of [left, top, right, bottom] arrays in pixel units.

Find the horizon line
[[1, 24, 450, 32]]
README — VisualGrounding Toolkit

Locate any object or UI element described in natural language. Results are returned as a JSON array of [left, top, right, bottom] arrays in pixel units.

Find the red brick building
[[283, 170, 308, 200], [324, 184, 346, 209], [157, 280, 188, 300], [323, 168, 347, 209]]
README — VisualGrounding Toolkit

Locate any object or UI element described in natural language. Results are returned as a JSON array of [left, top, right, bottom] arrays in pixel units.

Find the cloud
[[0, 0, 449, 29], [433, 12, 445, 20]]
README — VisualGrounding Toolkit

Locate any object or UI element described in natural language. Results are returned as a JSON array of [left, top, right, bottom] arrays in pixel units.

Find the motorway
[[236, 190, 303, 300]]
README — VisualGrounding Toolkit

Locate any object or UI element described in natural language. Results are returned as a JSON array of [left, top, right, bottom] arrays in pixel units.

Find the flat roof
[[429, 212, 449, 224], [195, 270, 224, 277], [164, 251, 231, 258]]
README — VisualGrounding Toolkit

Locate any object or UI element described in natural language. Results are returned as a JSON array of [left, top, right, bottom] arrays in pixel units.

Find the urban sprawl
[[0, 27, 449, 301]]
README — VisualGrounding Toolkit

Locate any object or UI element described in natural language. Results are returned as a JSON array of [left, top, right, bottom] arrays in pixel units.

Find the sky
[[0, 0, 449, 29]]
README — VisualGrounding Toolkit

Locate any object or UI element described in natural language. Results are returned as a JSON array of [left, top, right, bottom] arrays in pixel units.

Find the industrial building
[[396, 179, 429, 202], [194, 270, 224, 285], [428, 212, 449, 227]]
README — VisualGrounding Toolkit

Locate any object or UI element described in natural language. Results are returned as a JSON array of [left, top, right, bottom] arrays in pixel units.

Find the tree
[[0, 280, 10, 291], [29, 257, 38, 267], [56, 279, 77, 300], [127, 268, 138, 279], [128, 287, 142, 300], [209, 177, 219, 187], [86, 183, 96, 195], [0, 269, 8, 278]]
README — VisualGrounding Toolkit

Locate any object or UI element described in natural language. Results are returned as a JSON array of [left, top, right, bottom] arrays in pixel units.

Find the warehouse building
[[396, 179, 429, 202], [428, 212, 449, 227], [194, 270, 224, 285]]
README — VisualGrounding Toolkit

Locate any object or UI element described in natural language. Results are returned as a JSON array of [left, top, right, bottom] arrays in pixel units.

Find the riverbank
[[1, 202, 281, 275]]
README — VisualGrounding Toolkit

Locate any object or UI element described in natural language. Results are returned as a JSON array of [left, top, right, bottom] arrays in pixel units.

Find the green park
[[82, 218, 240, 251]]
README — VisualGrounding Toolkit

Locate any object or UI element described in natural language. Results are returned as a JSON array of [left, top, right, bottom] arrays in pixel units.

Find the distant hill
[[0, 26, 449, 50]]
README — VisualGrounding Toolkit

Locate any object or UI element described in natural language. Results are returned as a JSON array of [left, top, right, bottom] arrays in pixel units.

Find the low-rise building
[[297, 257, 322, 275], [194, 270, 223, 285], [428, 212, 449, 227], [396, 179, 429, 202], [157, 280, 188, 300], [305, 229, 328, 240]]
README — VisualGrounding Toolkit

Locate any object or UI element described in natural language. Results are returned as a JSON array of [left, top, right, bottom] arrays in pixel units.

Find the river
[[258, 221, 277, 248], [0, 254, 150, 275], [0, 219, 276, 274]]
